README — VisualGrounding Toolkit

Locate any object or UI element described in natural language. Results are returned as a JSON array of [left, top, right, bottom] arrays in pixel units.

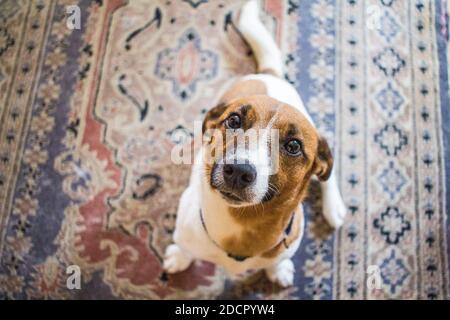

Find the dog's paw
[[265, 259, 295, 287], [322, 191, 347, 228], [163, 244, 192, 274]]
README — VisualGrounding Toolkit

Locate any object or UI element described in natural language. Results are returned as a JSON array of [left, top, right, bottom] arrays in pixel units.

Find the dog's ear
[[202, 102, 227, 134], [313, 136, 333, 181]]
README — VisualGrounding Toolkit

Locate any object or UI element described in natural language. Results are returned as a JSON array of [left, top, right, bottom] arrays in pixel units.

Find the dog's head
[[202, 95, 333, 207]]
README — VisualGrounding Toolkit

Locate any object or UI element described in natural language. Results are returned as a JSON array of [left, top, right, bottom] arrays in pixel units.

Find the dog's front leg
[[163, 183, 197, 274], [321, 170, 347, 228], [265, 258, 295, 287], [163, 243, 193, 274]]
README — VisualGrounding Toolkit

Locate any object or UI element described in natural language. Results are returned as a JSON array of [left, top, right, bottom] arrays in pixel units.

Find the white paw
[[265, 259, 295, 287], [163, 244, 192, 274], [322, 192, 347, 228]]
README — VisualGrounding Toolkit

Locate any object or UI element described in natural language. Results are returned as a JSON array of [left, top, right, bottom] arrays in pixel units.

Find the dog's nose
[[223, 163, 257, 189]]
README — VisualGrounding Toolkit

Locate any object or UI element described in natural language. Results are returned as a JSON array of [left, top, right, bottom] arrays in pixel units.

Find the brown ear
[[313, 136, 333, 181], [202, 102, 227, 134]]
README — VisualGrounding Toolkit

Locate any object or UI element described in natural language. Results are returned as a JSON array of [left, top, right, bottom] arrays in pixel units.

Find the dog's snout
[[223, 163, 257, 189]]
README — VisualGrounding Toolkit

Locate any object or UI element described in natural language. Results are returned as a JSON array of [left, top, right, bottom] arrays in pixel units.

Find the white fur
[[163, 243, 192, 273], [238, 0, 283, 77], [164, 0, 346, 287], [265, 258, 295, 287], [213, 133, 271, 205]]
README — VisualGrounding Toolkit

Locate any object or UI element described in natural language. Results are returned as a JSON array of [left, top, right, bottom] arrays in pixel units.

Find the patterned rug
[[0, 0, 449, 300]]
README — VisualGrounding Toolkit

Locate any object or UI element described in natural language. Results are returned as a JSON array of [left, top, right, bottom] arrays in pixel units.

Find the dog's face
[[202, 95, 332, 207]]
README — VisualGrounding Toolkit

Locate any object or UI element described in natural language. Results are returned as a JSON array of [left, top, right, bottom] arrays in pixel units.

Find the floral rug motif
[[0, 0, 449, 299]]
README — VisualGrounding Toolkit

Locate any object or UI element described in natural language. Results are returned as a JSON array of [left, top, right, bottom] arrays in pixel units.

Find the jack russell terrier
[[163, 0, 346, 287]]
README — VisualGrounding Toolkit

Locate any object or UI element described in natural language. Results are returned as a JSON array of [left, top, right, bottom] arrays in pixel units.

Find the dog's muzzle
[[223, 163, 257, 190], [210, 161, 260, 204]]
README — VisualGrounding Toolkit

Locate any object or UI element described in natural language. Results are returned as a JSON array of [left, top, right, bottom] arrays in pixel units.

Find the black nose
[[223, 163, 257, 189]]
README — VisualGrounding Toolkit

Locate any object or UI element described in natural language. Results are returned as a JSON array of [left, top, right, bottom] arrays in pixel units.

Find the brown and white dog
[[163, 0, 346, 287]]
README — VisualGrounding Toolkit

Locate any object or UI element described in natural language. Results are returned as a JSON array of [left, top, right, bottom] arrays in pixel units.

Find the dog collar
[[199, 209, 295, 262]]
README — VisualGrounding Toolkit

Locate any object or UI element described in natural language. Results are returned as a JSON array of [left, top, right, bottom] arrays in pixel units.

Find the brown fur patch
[[261, 207, 304, 258], [202, 80, 267, 134], [202, 102, 227, 134], [314, 136, 333, 181], [219, 79, 267, 104]]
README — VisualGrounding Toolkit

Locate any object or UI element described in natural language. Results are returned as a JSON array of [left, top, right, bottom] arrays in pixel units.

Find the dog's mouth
[[262, 188, 276, 202], [210, 163, 245, 204], [219, 190, 244, 203], [209, 162, 279, 206]]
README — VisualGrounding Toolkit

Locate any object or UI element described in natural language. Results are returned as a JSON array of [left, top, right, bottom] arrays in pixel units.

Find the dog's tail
[[238, 0, 283, 78]]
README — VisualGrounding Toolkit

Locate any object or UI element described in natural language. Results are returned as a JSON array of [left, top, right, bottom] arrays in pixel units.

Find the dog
[[163, 0, 346, 287]]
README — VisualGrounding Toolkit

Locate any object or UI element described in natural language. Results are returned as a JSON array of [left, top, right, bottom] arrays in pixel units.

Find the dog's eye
[[284, 139, 302, 156], [225, 113, 241, 129]]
